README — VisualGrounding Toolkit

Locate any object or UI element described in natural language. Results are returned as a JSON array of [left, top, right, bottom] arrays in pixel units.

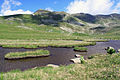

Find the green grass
[[88, 56, 94, 59], [74, 47, 88, 52], [3, 53, 120, 80], [92, 26, 120, 40], [0, 40, 96, 48], [2, 44, 39, 48], [5, 49, 50, 59], [0, 72, 3, 80], [1, 16, 119, 41], [84, 39, 109, 42], [0, 21, 78, 40], [0, 17, 106, 41]]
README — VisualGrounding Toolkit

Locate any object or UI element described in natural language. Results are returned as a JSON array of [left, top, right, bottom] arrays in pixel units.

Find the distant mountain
[[1, 9, 120, 34]]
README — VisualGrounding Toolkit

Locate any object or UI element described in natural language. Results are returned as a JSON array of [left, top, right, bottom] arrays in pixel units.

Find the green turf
[[5, 49, 50, 59], [74, 47, 88, 52]]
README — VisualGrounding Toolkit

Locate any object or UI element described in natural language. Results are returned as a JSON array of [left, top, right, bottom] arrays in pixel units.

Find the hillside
[[0, 9, 120, 40]]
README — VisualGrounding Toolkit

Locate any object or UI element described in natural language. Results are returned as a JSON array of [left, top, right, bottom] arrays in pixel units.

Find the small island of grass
[[74, 47, 88, 52], [5, 50, 50, 60]]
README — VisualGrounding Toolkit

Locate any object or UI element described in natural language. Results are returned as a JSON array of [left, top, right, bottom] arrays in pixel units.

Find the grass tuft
[[74, 46, 88, 52]]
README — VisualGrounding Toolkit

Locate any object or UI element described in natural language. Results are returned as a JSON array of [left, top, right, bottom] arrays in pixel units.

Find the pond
[[0, 40, 120, 72]]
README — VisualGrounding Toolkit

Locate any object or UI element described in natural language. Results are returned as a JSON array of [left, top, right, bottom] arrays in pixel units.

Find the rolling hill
[[0, 9, 120, 40]]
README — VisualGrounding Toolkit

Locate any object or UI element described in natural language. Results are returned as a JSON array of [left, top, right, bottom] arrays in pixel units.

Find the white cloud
[[11, 0, 22, 6], [66, 0, 120, 15], [45, 7, 54, 12], [2, 9, 33, 16], [0, 0, 33, 16]]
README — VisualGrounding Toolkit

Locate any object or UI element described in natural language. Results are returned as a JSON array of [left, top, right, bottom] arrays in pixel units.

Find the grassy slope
[[0, 16, 98, 48], [1, 14, 120, 40], [3, 53, 120, 80], [90, 18, 120, 39], [0, 20, 76, 40], [94, 26, 120, 40]]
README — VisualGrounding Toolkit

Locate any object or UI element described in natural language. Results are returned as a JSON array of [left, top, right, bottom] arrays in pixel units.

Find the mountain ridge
[[1, 9, 120, 34]]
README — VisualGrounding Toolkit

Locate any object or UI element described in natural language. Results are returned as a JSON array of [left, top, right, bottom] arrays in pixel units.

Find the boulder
[[70, 58, 81, 64], [46, 64, 59, 68], [105, 46, 116, 54], [118, 49, 120, 53], [32, 67, 37, 69], [75, 54, 81, 58], [105, 46, 114, 50]]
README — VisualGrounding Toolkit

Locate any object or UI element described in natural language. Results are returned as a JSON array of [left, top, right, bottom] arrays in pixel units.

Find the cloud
[[54, 1, 57, 4], [66, 0, 120, 15], [1, 0, 21, 13], [11, 0, 22, 6], [2, 9, 33, 16], [0, 0, 33, 16], [45, 7, 54, 11]]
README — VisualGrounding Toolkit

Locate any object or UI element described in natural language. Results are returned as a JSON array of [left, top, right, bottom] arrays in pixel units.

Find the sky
[[0, 0, 120, 16]]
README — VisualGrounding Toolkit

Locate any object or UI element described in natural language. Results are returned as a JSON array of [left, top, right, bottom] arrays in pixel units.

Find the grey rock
[[75, 54, 81, 58], [70, 58, 81, 64], [105, 46, 114, 50], [118, 49, 120, 53], [47, 64, 59, 68]]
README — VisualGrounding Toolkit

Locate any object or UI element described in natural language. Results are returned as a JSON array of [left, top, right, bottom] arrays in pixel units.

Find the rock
[[118, 49, 120, 53], [109, 47, 114, 49], [105, 46, 116, 54], [75, 54, 81, 58], [70, 58, 81, 64], [47, 64, 59, 68], [105, 46, 114, 50], [32, 67, 37, 69]]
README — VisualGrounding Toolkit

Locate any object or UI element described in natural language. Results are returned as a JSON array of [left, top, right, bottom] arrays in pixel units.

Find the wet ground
[[0, 40, 120, 72]]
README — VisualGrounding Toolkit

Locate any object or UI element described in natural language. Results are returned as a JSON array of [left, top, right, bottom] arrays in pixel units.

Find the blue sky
[[0, 0, 120, 16], [6, 0, 73, 12], [0, 0, 74, 14]]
